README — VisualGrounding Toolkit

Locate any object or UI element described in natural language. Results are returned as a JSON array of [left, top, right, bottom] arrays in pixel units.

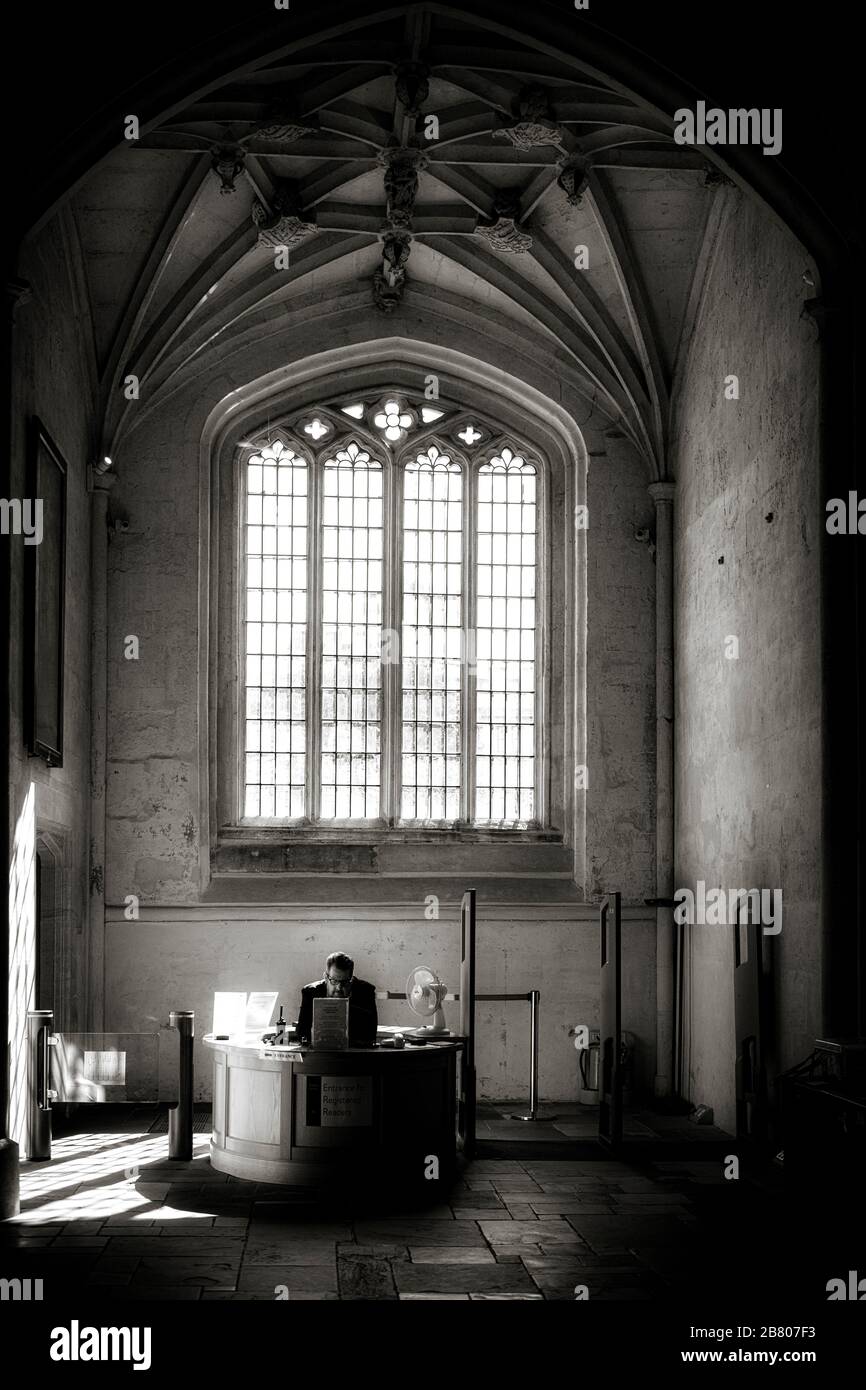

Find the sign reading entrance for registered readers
[[307, 1075, 372, 1126]]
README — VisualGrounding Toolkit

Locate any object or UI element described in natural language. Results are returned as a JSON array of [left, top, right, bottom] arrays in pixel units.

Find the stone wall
[[7, 216, 94, 1151], [671, 189, 822, 1133]]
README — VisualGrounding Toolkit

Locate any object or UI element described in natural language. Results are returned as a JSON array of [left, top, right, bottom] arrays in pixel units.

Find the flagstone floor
[[0, 1104, 855, 1301]]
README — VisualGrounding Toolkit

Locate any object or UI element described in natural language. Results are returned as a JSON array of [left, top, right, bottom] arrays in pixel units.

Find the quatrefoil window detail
[[303, 417, 330, 441], [373, 398, 414, 442]]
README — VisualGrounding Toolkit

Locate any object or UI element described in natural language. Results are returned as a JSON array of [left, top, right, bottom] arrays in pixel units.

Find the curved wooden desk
[[204, 1032, 463, 1188]]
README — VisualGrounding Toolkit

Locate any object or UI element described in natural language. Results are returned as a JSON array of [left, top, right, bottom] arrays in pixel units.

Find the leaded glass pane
[[401, 446, 463, 821], [475, 448, 536, 824], [320, 442, 383, 819], [244, 441, 307, 818]]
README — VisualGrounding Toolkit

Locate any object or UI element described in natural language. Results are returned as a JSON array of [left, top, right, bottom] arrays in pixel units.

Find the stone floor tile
[[204, 1290, 339, 1300], [532, 1183, 607, 1195], [338, 1244, 409, 1260], [338, 1257, 397, 1299], [394, 1262, 537, 1294], [279, 1292, 341, 1300], [243, 1243, 337, 1265], [157, 1224, 243, 1237], [399, 1293, 470, 1300], [363, 1207, 454, 1222], [102, 1285, 204, 1300], [201, 1291, 273, 1300], [529, 1201, 615, 1215], [353, 1221, 485, 1247], [3, 1236, 55, 1247], [1, 1223, 65, 1236], [247, 1217, 352, 1240], [469, 1293, 544, 1300], [51, 1235, 110, 1248], [101, 1239, 243, 1257], [238, 1264, 338, 1293], [454, 1209, 512, 1221], [526, 1253, 643, 1270], [131, 1258, 240, 1288], [409, 1247, 496, 1264], [611, 1194, 692, 1206], [449, 1192, 506, 1209], [503, 1203, 537, 1220], [479, 1219, 581, 1246]]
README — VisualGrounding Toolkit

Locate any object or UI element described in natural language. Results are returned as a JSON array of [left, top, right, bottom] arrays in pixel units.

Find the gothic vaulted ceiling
[[60, 5, 726, 475]]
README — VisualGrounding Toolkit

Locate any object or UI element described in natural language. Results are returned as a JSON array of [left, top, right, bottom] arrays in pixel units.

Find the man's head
[[324, 952, 354, 996]]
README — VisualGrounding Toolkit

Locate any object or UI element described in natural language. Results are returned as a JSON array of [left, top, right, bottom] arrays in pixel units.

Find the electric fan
[[405, 967, 449, 1035]]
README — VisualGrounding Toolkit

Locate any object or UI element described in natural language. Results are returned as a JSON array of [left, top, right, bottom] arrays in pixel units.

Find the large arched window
[[239, 393, 545, 830]]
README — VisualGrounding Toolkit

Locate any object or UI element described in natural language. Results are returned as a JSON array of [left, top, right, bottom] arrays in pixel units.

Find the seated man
[[295, 952, 378, 1046]]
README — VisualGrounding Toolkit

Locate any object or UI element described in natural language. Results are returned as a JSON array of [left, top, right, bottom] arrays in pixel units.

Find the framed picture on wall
[[25, 416, 67, 767]]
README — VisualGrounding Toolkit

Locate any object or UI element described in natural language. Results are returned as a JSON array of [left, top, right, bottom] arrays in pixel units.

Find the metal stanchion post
[[511, 991, 557, 1122], [27, 1010, 54, 1161], [168, 1010, 194, 1160]]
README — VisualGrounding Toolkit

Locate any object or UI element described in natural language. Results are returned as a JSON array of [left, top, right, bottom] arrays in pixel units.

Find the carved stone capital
[[88, 465, 118, 496], [477, 194, 532, 254], [556, 154, 591, 206], [378, 145, 428, 229], [648, 480, 676, 506], [380, 229, 412, 283], [252, 180, 316, 248], [254, 96, 316, 144], [394, 60, 430, 117], [211, 143, 246, 195], [258, 122, 315, 143], [494, 83, 564, 151], [373, 229, 412, 310], [372, 266, 406, 313]]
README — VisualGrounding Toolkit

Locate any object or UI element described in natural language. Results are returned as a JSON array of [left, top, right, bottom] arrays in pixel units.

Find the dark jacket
[[295, 978, 378, 1045]]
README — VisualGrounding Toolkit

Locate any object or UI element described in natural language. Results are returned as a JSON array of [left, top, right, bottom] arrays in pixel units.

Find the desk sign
[[307, 1075, 372, 1127], [312, 997, 349, 1049]]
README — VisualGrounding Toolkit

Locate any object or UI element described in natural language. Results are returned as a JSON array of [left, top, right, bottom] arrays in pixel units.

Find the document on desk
[[312, 997, 349, 1050]]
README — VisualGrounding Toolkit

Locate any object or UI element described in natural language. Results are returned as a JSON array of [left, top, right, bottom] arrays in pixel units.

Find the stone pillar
[[87, 467, 115, 1032], [649, 480, 676, 1098]]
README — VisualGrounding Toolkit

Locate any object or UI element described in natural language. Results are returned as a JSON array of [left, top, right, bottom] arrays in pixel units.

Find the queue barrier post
[[168, 1011, 195, 1160], [26, 1010, 56, 1161]]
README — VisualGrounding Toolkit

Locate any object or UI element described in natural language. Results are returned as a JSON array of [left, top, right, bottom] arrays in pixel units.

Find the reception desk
[[204, 1031, 463, 1189]]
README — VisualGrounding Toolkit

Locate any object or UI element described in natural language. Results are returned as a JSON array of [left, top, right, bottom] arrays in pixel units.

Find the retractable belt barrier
[[380, 987, 553, 1123]]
